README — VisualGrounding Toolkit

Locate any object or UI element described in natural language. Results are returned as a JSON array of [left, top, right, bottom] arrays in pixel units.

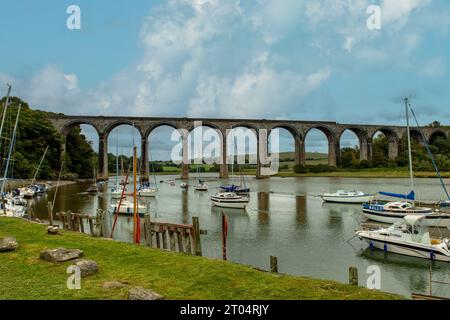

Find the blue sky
[[1, 0, 450, 158]]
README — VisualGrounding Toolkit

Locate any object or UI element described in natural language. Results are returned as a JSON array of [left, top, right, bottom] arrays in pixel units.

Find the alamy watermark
[[366, 5, 382, 30], [66, 5, 81, 30], [67, 265, 81, 290]]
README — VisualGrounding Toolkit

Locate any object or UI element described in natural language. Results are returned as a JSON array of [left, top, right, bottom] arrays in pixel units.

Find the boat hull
[[362, 208, 450, 228], [358, 233, 450, 262], [211, 199, 248, 209], [322, 195, 373, 204]]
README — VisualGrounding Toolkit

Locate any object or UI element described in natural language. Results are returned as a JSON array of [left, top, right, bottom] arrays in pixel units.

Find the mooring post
[[270, 256, 278, 273], [349, 266, 358, 286], [192, 216, 202, 256], [144, 214, 152, 247], [47, 201, 53, 226]]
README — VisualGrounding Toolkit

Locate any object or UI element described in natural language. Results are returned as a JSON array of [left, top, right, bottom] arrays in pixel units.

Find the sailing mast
[[0, 84, 11, 153], [115, 130, 119, 188], [132, 146, 140, 244], [31, 145, 49, 185], [404, 98, 415, 200], [1, 104, 21, 195]]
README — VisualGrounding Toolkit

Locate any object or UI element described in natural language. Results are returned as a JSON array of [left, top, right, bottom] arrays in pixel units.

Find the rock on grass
[[74, 259, 99, 277], [0, 237, 18, 252], [127, 287, 164, 300], [40, 248, 84, 262]]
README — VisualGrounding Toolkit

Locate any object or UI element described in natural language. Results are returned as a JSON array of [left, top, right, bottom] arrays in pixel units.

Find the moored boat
[[321, 190, 373, 204], [110, 199, 147, 215], [211, 192, 249, 209], [362, 200, 450, 228], [356, 215, 450, 262]]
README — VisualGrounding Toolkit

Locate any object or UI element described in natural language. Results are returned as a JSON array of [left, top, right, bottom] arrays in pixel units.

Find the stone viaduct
[[47, 115, 449, 181]]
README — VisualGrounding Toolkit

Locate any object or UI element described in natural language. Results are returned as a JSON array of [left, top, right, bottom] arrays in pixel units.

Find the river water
[[30, 175, 450, 298]]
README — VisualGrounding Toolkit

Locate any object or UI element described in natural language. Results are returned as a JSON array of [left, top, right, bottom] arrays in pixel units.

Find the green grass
[[0, 218, 403, 300]]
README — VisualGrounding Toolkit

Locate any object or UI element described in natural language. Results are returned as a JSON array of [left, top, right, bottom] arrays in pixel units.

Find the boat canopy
[[404, 214, 425, 226], [378, 190, 415, 201]]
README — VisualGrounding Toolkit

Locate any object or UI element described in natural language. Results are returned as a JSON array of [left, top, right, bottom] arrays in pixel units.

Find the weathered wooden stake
[[270, 256, 278, 273], [184, 229, 192, 254], [192, 216, 202, 256], [144, 214, 152, 247], [176, 229, 184, 253], [169, 228, 176, 251], [349, 266, 358, 286], [88, 216, 94, 236], [47, 201, 54, 226], [162, 227, 168, 250]]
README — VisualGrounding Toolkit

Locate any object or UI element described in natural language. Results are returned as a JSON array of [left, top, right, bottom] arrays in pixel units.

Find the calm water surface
[[30, 175, 450, 298]]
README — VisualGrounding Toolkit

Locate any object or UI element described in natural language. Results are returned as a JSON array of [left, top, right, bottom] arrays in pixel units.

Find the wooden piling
[[161, 226, 168, 250], [270, 256, 278, 273], [88, 216, 94, 236], [169, 227, 176, 251], [144, 214, 152, 247], [184, 229, 192, 254], [349, 266, 358, 286], [192, 216, 202, 256], [176, 228, 184, 253]]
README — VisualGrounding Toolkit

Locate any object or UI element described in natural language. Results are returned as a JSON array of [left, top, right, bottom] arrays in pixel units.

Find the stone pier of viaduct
[[48, 115, 449, 180]]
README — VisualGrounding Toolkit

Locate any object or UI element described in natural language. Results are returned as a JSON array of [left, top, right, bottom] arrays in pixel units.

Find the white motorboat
[[139, 187, 157, 197], [321, 190, 374, 204], [0, 196, 27, 217], [362, 201, 450, 228], [180, 182, 188, 189], [110, 200, 147, 215], [356, 215, 450, 262], [19, 187, 35, 198], [211, 192, 249, 209]]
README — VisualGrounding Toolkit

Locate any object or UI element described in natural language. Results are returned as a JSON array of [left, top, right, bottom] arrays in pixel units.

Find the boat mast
[[1, 104, 21, 195], [132, 145, 140, 244], [0, 84, 12, 153], [115, 130, 119, 188], [405, 98, 415, 197], [31, 145, 49, 185]]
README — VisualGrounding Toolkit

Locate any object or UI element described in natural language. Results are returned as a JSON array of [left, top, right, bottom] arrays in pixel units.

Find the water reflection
[[28, 176, 450, 298], [295, 195, 307, 226]]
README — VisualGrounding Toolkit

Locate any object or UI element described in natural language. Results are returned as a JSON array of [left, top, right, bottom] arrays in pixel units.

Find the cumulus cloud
[[0, 0, 444, 122]]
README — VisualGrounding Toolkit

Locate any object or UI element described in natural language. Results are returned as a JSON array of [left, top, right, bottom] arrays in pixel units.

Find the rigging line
[[0, 84, 11, 153], [1, 104, 21, 195], [408, 104, 450, 201]]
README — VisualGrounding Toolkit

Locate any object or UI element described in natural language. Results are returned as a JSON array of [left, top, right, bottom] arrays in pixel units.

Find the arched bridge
[[48, 114, 449, 180]]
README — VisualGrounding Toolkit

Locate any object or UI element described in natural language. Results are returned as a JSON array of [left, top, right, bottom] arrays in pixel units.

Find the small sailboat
[[321, 190, 374, 204], [194, 180, 208, 191], [0, 100, 26, 217], [220, 138, 250, 194], [211, 192, 249, 209], [110, 199, 147, 216], [363, 98, 450, 227], [139, 154, 158, 197], [194, 165, 208, 191], [356, 215, 450, 262]]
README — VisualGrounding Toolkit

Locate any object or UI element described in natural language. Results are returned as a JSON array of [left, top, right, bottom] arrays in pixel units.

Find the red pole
[[222, 212, 228, 261]]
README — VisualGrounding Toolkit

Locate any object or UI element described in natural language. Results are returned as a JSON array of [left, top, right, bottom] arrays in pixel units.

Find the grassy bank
[[0, 218, 402, 300]]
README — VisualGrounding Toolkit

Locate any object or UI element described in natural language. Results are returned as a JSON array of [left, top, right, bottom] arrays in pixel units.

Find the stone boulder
[[74, 259, 99, 277], [127, 287, 164, 300], [47, 226, 61, 235], [40, 248, 84, 262], [103, 281, 128, 290], [0, 237, 18, 252]]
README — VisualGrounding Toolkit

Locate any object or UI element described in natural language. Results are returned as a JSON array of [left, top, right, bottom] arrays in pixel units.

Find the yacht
[[356, 215, 450, 262], [110, 199, 147, 216], [362, 200, 450, 228], [321, 190, 374, 204], [194, 180, 208, 191], [138, 186, 158, 197], [211, 192, 249, 209]]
